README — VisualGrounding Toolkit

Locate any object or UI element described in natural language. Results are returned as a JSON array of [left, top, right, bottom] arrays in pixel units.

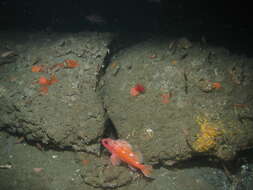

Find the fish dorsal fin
[[116, 140, 132, 150]]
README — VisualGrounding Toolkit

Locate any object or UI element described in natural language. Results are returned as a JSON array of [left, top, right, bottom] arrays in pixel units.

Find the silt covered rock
[[0, 32, 112, 154], [101, 37, 253, 166]]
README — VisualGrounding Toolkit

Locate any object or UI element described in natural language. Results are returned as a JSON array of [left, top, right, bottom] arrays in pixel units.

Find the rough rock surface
[[0, 32, 112, 154], [101, 37, 253, 166], [80, 155, 134, 189], [1, 32, 253, 188]]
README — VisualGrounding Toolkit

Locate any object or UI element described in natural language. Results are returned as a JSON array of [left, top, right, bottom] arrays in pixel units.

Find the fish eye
[[103, 140, 108, 144]]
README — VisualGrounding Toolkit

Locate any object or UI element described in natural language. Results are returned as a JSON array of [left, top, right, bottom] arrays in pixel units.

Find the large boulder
[[0, 32, 112, 154], [101, 37, 253, 166]]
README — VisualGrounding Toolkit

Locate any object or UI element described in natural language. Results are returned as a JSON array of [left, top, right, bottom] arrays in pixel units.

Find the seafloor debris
[[229, 66, 245, 85], [168, 37, 192, 51], [161, 93, 171, 104], [33, 167, 44, 173], [0, 164, 12, 169], [0, 51, 16, 58], [64, 59, 80, 68], [198, 79, 222, 92]]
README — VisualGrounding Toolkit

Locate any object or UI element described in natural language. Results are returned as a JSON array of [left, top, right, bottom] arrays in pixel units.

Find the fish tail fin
[[140, 165, 152, 177]]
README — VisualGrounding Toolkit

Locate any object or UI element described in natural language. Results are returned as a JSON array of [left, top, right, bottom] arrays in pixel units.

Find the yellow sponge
[[192, 115, 222, 152]]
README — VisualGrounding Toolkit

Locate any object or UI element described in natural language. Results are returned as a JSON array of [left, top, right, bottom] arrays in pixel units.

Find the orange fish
[[38, 75, 58, 85], [32, 65, 45, 72], [212, 82, 222, 89], [64, 59, 79, 68], [101, 138, 152, 177], [130, 84, 145, 96], [38, 76, 51, 85]]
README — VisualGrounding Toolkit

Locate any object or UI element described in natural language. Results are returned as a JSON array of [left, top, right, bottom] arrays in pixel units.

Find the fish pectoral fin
[[110, 154, 121, 166]]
